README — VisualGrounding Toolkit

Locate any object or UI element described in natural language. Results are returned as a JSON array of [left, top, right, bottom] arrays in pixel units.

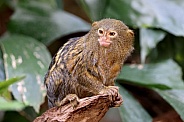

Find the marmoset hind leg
[[55, 87, 122, 108], [53, 81, 122, 108]]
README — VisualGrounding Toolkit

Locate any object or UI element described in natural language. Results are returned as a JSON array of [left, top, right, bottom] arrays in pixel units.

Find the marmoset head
[[91, 19, 134, 48]]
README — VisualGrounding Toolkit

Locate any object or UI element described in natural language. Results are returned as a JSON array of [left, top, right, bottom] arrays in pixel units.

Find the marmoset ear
[[92, 21, 98, 27], [126, 29, 134, 37]]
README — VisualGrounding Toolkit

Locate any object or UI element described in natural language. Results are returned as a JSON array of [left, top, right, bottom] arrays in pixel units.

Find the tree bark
[[34, 87, 122, 122]]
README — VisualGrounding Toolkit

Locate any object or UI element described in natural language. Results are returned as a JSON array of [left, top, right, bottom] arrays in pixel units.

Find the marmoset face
[[92, 19, 133, 48]]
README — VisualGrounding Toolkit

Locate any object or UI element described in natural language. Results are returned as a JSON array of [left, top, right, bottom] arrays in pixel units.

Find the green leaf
[[35, 0, 58, 9], [148, 36, 175, 63], [0, 76, 25, 94], [140, 28, 166, 63], [7, 1, 90, 45], [173, 37, 184, 71], [55, 0, 63, 9], [118, 59, 184, 89], [0, 96, 25, 111], [117, 83, 152, 122], [0, 49, 5, 81], [155, 89, 184, 121], [0, 34, 51, 112], [79, 0, 108, 20], [6, 0, 58, 10], [81, 0, 184, 36]]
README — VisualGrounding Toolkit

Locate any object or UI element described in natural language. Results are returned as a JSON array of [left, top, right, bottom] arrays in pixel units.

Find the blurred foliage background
[[0, 0, 184, 122]]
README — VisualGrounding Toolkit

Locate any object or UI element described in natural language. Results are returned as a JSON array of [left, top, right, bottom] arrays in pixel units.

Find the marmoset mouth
[[98, 37, 112, 47]]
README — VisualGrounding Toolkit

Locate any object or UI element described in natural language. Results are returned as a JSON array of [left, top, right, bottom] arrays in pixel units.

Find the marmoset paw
[[55, 94, 79, 108], [99, 86, 123, 107]]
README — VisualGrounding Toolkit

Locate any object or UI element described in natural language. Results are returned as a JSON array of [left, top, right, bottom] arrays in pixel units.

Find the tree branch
[[34, 87, 122, 122]]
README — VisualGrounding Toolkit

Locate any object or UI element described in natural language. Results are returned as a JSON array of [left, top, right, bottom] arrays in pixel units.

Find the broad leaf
[[79, 0, 108, 20], [148, 36, 184, 67], [118, 59, 184, 89], [140, 28, 166, 63], [0, 97, 25, 111], [117, 83, 152, 122], [8, 1, 90, 45], [155, 89, 184, 121], [6, 0, 58, 10], [148, 36, 175, 63], [0, 35, 51, 112], [80, 0, 184, 36]]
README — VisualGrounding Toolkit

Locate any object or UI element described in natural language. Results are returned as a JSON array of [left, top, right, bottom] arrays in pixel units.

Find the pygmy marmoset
[[44, 18, 134, 108]]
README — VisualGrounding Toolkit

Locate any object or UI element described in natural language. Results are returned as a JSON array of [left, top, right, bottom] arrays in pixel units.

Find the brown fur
[[44, 19, 134, 108]]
